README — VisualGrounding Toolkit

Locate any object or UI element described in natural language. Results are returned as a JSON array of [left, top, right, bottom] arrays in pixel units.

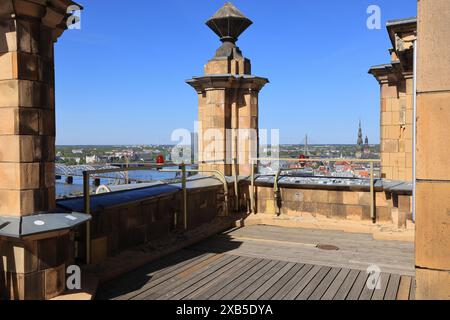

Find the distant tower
[[357, 121, 364, 147], [364, 135, 370, 154], [304, 134, 309, 157], [356, 121, 364, 158]]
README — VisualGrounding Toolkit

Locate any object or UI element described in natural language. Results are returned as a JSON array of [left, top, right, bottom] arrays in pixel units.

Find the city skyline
[[55, 0, 416, 145]]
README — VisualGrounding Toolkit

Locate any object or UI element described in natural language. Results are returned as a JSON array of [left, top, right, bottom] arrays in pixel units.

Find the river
[[56, 168, 181, 198]]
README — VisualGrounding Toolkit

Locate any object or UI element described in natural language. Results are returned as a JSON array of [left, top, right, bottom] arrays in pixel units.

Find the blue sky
[[55, 0, 417, 145]]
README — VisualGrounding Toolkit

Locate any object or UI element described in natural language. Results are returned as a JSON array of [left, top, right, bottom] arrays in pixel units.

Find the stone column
[[0, 0, 83, 300], [369, 19, 416, 182], [416, 0, 450, 300], [187, 3, 268, 177]]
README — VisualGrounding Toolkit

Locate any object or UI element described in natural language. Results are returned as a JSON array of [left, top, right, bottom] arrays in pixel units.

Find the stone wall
[[415, 0, 450, 300], [0, 3, 62, 216], [0, 0, 86, 301], [380, 77, 414, 181], [252, 184, 412, 226], [370, 19, 416, 182], [73, 184, 230, 265], [0, 232, 73, 300]]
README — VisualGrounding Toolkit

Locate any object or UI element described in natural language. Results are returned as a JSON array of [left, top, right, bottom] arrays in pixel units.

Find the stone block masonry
[[0, 0, 88, 300], [369, 18, 416, 182], [253, 185, 410, 226], [415, 0, 450, 300]]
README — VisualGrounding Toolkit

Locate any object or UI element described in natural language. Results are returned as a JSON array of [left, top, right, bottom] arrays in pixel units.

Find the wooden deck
[[96, 226, 415, 300]]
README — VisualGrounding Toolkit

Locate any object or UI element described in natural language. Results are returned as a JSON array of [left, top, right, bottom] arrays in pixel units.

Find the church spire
[[357, 121, 363, 147]]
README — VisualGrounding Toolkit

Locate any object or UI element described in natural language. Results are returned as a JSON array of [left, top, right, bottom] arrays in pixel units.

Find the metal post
[[181, 164, 187, 230], [83, 171, 91, 264], [250, 160, 255, 214], [412, 40, 417, 222], [370, 162, 376, 223], [274, 167, 282, 216], [234, 158, 239, 212], [125, 155, 130, 184]]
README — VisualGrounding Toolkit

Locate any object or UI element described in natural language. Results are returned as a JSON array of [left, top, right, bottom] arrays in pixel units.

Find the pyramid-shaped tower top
[[206, 2, 253, 44]]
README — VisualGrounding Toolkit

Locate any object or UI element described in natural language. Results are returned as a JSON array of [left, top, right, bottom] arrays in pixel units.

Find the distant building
[[86, 155, 98, 164], [356, 121, 364, 159], [364, 136, 370, 154]]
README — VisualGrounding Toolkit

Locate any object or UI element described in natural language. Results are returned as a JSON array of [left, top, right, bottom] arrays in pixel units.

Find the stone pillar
[[369, 19, 416, 182], [415, 0, 450, 300], [0, 0, 83, 300], [187, 3, 268, 177], [379, 75, 414, 181]]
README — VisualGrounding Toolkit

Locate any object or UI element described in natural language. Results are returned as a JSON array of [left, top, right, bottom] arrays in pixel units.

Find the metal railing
[[82, 163, 230, 264], [198, 158, 240, 212], [159, 167, 230, 223], [250, 158, 381, 223]]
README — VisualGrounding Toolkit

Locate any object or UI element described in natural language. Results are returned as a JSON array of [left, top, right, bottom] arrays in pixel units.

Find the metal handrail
[[160, 168, 230, 218], [250, 158, 381, 223], [81, 163, 232, 264], [82, 163, 184, 264], [197, 158, 239, 212]]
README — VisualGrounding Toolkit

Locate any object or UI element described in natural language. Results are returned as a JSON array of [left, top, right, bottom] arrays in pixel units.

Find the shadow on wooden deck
[[96, 226, 415, 300]]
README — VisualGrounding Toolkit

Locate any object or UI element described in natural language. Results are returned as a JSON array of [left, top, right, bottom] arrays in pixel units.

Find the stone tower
[[356, 121, 364, 158], [364, 136, 370, 154], [0, 0, 89, 300], [357, 121, 364, 147], [369, 18, 416, 181], [187, 2, 269, 176]]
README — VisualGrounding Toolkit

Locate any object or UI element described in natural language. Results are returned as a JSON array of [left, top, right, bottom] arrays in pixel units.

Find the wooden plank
[[233, 261, 288, 300], [133, 254, 233, 300], [197, 259, 269, 300], [193, 236, 414, 277], [283, 265, 322, 300], [308, 267, 340, 300], [112, 252, 217, 300], [384, 274, 401, 300], [296, 266, 331, 300], [271, 264, 314, 300], [359, 272, 378, 301], [371, 273, 390, 300], [224, 226, 415, 260], [409, 278, 416, 300], [246, 263, 296, 300], [321, 268, 350, 300], [97, 224, 415, 301], [219, 226, 414, 275], [333, 269, 360, 300], [396, 276, 412, 300], [214, 260, 279, 300], [166, 256, 258, 300], [346, 271, 369, 300], [226, 226, 413, 251], [149, 255, 239, 300], [259, 263, 305, 300], [175, 257, 262, 300], [98, 250, 207, 299]]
